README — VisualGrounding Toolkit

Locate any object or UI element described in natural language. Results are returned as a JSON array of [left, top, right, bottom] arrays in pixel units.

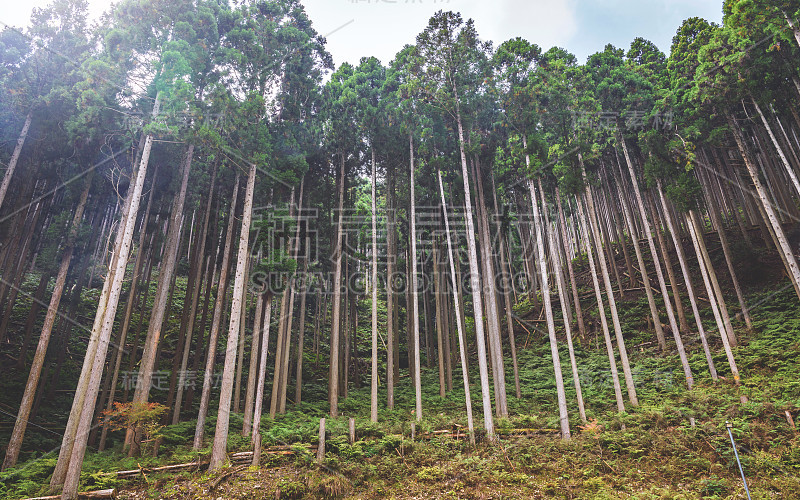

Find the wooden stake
[[316, 418, 325, 463], [348, 417, 355, 444]]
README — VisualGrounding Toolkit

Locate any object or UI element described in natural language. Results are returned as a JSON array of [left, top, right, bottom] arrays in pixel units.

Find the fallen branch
[[209, 465, 247, 493]]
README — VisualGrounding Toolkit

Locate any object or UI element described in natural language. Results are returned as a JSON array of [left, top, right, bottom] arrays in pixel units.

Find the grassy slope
[[2, 254, 799, 498]]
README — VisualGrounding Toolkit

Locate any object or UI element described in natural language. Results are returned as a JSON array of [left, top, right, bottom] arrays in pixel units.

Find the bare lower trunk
[[193, 174, 240, 450], [59, 95, 161, 499], [2, 177, 90, 471], [434, 243, 446, 397], [386, 170, 396, 409], [656, 182, 718, 380], [686, 211, 740, 384], [549, 206, 587, 423], [584, 161, 639, 404], [556, 189, 586, 338], [473, 158, 507, 417], [233, 283, 248, 414], [409, 134, 422, 421], [613, 151, 667, 350], [370, 148, 379, 422], [438, 171, 475, 444], [528, 180, 570, 440], [454, 99, 494, 439], [99, 173, 158, 449], [328, 153, 346, 417], [251, 296, 273, 446], [173, 171, 217, 424], [126, 144, 194, 451], [209, 162, 257, 471], [243, 271, 265, 435], [649, 195, 689, 334], [294, 262, 308, 407], [727, 111, 800, 300], [493, 180, 520, 398], [575, 196, 625, 413], [697, 154, 752, 332]]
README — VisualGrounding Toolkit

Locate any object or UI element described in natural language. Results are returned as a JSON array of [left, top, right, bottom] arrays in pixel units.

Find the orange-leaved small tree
[[102, 402, 167, 456]]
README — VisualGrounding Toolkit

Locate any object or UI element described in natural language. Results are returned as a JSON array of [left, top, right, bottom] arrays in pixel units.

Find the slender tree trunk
[[697, 154, 753, 331], [193, 174, 240, 450], [49, 180, 118, 493], [278, 185, 305, 414], [59, 95, 160, 499], [441, 247, 453, 392], [251, 295, 273, 446], [528, 180, 570, 440], [294, 262, 308, 407], [329, 153, 346, 417], [125, 144, 194, 452], [315, 293, 328, 369], [233, 275, 248, 414], [727, 111, 800, 300], [173, 170, 217, 424], [2, 177, 90, 471], [556, 189, 586, 338], [370, 148, 379, 422], [433, 243, 446, 397], [453, 93, 495, 439], [409, 134, 422, 421], [163, 217, 199, 422], [15, 270, 51, 370], [186, 244, 217, 412], [656, 183, 718, 380], [0, 196, 46, 338], [209, 162, 257, 471], [473, 158, 508, 417], [549, 203, 587, 423], [270, 275, 291, 417], [615, 148, 670, 351], [690, 210, 739, 348], [99, 172, 157, 449], [686, 211, 740, 384], [124, 229, 157, 403], [645, 194, 694, 388], [243, 289, 264, 435], [649, 195, 690, 334], [437, 171, 475, 444], [575, 196, 625, 413], [386, 168, 396, 409], [423, 267, 434, 369], [584, 160, 640, 403], [0, 111, 32, 212]]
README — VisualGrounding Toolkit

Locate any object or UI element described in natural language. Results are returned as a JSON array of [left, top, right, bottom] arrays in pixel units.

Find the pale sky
[[2, 0, 723, 66]]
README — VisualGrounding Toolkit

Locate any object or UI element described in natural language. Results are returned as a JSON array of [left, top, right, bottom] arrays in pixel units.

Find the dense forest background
[[1, 0, 800, 498]]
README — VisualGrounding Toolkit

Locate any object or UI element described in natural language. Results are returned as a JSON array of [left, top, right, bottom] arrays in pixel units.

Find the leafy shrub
[[700, 475, 728, 497]]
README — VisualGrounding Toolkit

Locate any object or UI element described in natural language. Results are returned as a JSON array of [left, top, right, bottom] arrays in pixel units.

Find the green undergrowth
[[2, 282, 799, 498]]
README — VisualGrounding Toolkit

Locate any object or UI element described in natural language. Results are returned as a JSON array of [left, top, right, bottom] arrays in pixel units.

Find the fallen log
[[230, 446, 317, 462], [115, 461, 207, 478], [21, 489, 115, 499]]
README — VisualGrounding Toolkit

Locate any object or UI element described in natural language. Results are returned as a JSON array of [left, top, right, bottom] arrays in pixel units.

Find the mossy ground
[[1, 248, 799, 499]]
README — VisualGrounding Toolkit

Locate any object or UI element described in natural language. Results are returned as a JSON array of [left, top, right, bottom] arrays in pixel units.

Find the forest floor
[[2, 245, 800, 499]]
